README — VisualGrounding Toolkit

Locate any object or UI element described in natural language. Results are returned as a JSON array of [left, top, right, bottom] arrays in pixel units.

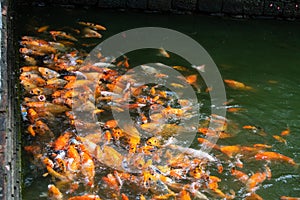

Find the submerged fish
[[158, 47, 170, 58], [224, 79, 253, 91], [82, 27, 102, 38], [78, 21, 107, 31], [50, 31, 78, 41]]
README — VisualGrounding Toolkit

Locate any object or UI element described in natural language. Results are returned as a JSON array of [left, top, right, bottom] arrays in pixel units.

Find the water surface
[[15, 5, 300, 199]]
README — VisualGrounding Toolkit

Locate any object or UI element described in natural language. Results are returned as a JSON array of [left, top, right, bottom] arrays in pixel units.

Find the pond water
[[15, 5, 300, 200]]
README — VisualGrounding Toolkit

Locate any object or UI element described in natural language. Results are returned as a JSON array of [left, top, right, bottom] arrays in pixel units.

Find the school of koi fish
[[19, 21, 299, 200]]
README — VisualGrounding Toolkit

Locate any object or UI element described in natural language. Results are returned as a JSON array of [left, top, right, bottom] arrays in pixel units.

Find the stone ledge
[[244, 0, 264, 16], [98, 0, 126, 8], [148, 0, 172, 11], [172, 0, 197, 11], [198, 0, 223, 13], [222, 0, 244, 14], [12, 0, 300, 19], [126, 0, 148, 9]]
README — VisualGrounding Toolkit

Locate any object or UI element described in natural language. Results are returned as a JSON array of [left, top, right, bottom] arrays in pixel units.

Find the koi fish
[[281, 128, 290, 136], [255, 151, 296, 165], [78, 21, 107, 31], [246, 171, 267, 192], [191, 64, 205, 73], [172, 65, 189, 71], [19, 47, 46, 56], [146, 137, 161, 147], [121, 193, 129, 200], [33, 120, 53, 136], [48, 184, 63, 200], [253, 144, 272, 149], [38, 67, 60, 80], [102, 173, 120, 191], [23, 55, 37, 65], [245, 193, 264, 200], [230, 167, 249, 183], [50, 31, 78, 41], [97, 145, 123, 170], [20, 73, 46, 86], [158, 47, 170, 58], [37, 25, 49, 33], [197, 138, 220, 150], [82, 27, 102, 38], [80, 151, 95, 187], [67, 144, 80, 172], [280, 196, 300, 200], [177, 189, 191, 200], [68, 195, 101, 200], [273, 135, 287, 145], [25, 102, 70, 114], [220, 145, 240, 157], [185, 74, 197, 85], [227, 107, 245, 113], [52, 131, 73, 151], [224, 79, 253, 90], [46, 78, 68, 88]]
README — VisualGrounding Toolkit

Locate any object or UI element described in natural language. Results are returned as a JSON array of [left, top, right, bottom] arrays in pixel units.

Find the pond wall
[[15, 0, 300, 19]]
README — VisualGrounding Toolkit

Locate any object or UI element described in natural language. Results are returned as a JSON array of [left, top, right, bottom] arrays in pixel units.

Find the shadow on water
[[15, 5, 300, 199]]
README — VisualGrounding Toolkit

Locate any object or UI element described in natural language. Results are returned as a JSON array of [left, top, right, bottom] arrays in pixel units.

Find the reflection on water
[[15, 5, 300, 200]]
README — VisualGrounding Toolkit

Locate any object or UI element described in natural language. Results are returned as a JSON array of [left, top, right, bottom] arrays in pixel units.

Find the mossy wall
[[16, 0, 300, 19]]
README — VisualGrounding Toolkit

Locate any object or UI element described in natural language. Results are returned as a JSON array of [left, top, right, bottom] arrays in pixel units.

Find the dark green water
[[16, 6, 300, 199]]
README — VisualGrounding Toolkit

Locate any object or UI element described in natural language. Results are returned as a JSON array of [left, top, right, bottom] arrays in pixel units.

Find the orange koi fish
[[52, 131, 73, 151], [46, 78, 68, 89], [220, 145, 240, 157], [158, 47, 170, 58], [245, 193, 264, 200], [197, 138, 220, 150], [25, 102, 70, 114], [33, 120, 53, 136], [185, 74, 197, 85], [281, 128, 290, 136], [172, 65, 189, 71], [121, 193, 129, 200], [78, 21, 107, 31], [19, 47, 46, 56], [104, 119, 118, 129], [177, 189, 191, 200], [67, 144, 80, 172], [23, 55, 37, 65], [224, 79, 253, 91], [265, 165, 272, 180], [253, 144, 272, 149], [20, 66, 39, 72], [37, 25, 49, 33], [68, 195, 101, 200], [48, 184, 63, 200], [102, 173, 120, 191], [231, 167, 249, 183], [281, 196, 300, 200], [38, 67, 60, 80], [146, 137, 161, 147], [82, 27, 102, 38], [243, 125, 257, 130], [227, 107, 245, 113], [255, 151, 296, 165], [246, 171, 267, 192], [80, 151, 95, 187], [273, 135, 287, 144], [50, 31, 78, 41]]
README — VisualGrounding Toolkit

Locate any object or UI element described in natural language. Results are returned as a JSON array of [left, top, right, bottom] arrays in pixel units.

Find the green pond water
[[15, 5, 300, 200]]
